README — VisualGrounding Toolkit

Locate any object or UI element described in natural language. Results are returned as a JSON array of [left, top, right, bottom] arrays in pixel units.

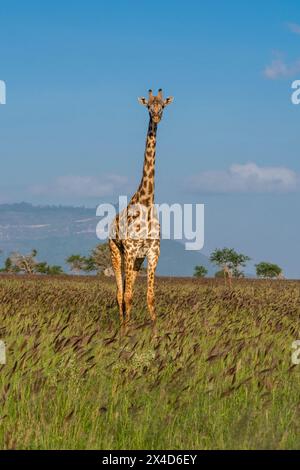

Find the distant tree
[[214, 270, 225, 278], [81, 256, 97, 273], [194, 265, 208, 278], [232, 268, 245, 278], [0, 257, 20, 273], [0, 250, 63, 275], [35, 261, 49, 274], [255, 262, 282, 279], [215, 268, 245, 279], [66, 244, 112, 275], [35, 262, 63, 275], [46, 265, 64, 275], [90, 243, 112, 275], [9, 249, 38, 274], [210, 248, 250, 286], [65, 254, 87, 274]]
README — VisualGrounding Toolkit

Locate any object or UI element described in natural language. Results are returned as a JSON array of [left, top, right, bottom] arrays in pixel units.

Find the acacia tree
[[35, 262, 63, 275], [210, 248, 250, 286], [214, 270, 225, 278], [0, 257, 20, 273], [90, 243, 112, 275], [66, 244, 112, 275], [255, 262, 282, 279], [1, 250, 63, 275], [9, 249, 38, 274], [194, 265, 208, 278], [65, 254, 87, 274], [47, 265, 64, 275]]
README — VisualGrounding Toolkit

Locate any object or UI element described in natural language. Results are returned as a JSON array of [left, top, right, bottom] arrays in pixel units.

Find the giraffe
[[109, 89, 174, 327]]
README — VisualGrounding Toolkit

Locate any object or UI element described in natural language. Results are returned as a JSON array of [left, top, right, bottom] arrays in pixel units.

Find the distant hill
[[0, 203, 213, 277]]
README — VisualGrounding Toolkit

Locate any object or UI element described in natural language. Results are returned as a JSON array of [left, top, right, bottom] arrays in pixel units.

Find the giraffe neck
[[131, 118, 157, 207]]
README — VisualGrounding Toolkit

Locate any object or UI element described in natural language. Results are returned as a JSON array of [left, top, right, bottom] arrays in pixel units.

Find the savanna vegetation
[[1, 245, 283, 281], [0, 275, 299, 449]]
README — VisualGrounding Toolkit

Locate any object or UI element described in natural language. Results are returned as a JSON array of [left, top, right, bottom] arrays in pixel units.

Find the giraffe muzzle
[[152, 115, 162, 123]]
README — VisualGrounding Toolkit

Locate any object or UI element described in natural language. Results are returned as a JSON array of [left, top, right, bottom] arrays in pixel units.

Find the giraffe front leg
[[147, 252, 159, 323], [109, 240, 124, 324]]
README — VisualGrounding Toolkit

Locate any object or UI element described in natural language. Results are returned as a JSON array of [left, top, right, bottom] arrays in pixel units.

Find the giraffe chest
[[110, 206, 160, 242], [124, 238, 160, 258]]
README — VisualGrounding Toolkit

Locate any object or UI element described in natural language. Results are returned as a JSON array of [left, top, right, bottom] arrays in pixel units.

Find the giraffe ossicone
[[109, 89, 174, 326]]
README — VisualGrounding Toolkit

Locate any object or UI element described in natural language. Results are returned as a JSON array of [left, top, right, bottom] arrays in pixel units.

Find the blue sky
[[0, 0, 300, 276]]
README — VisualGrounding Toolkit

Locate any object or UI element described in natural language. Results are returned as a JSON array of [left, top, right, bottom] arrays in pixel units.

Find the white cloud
[[188, 162, 299, 193], [264, 25, 300, 79], [287, 22, 300, 35], [264, 56, 300, 80], [29, 174, 129, 199]]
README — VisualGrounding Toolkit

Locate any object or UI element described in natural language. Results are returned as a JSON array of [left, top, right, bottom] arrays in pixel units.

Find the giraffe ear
[[164, 96, 174, 106], [138, 97, 148, 106]]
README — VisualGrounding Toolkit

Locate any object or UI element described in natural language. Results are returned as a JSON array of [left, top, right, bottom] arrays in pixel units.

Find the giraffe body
[[109, 89, 173, 326]]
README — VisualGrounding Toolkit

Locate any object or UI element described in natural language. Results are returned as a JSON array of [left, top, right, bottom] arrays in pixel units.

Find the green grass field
[[0, 275, 300, 449]]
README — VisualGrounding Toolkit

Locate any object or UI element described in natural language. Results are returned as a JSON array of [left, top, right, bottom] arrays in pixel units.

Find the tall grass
[[0, 276, 300, 449]]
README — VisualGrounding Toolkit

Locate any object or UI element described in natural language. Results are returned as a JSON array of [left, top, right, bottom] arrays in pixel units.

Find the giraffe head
[[138, 89, 174, 123]]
